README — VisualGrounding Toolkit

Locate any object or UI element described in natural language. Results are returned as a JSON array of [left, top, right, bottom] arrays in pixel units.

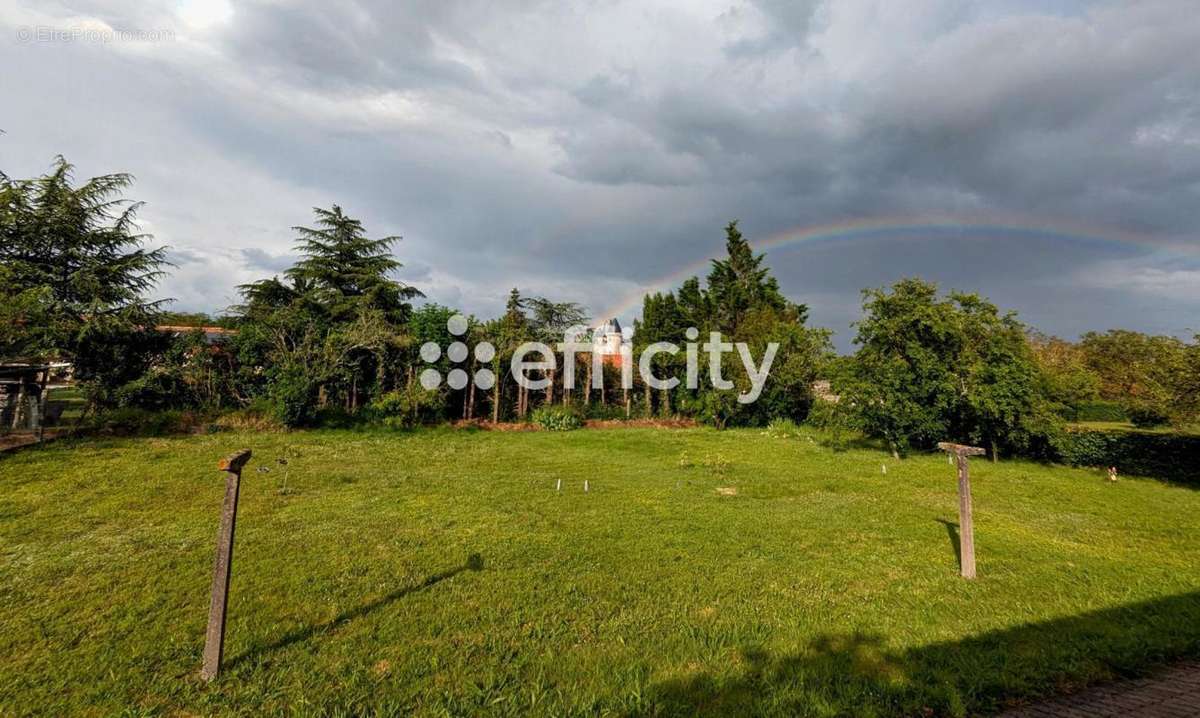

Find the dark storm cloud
[[3, 0, 1199, 348]]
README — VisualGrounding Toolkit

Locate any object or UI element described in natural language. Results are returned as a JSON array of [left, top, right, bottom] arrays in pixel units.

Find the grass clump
[[531, 405, 584, 431]]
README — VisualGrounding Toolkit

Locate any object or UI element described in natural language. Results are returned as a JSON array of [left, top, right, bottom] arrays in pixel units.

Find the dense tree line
[[3, 159, 1197, 453]]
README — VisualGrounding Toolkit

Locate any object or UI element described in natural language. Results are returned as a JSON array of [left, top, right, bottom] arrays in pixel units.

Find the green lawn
[[2, 427, 1199, 717]]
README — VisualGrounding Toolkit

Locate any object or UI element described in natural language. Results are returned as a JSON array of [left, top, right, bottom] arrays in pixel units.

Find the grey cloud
[[240, 248, 297, 274], [3, 0, 1199, 346], [166, 247, 204, 266], [217, 0, 480, 93], [395, 260, 433, 284]]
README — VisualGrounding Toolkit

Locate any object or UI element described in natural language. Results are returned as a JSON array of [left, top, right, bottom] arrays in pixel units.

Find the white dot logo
[[419, 314, 496, 390], [419, 368, 441, 390]]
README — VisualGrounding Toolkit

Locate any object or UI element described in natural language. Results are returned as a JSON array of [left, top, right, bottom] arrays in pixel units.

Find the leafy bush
[[114, 371, 195, 411], [682, 391, 741, 430], [805, 398, 859, 451], [1128, 404, 1171, 428], [805, 398, 855, 430], [1069, 400, 1129, 423], [532, 405, 584, 431], [582, 403, 630, 421], [1055, 428, 1200, 483], [367, 385, 445, 430], [267, 362, 319, 428]]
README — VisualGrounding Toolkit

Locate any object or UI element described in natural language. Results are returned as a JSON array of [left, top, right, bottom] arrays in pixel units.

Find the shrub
[[1128, 404, 1171, 429], [267, 363, 319, 428], [684, 391, 741, 430], [532, 405, 584, 431], [367, 385, 445, 430], [581, 402, 630, 421], [1055, 428, 1200, 483], [113, 371, 195, 411], [1070, 400, 1129, 423], [805, 398, 859, 451], [805, 398, 856, 430]]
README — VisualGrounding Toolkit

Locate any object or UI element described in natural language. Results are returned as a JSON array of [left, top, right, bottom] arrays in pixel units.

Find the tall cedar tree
[[0, 157, 168, 400], [0, 157, 166, 328], [286, 205, 422, 322]]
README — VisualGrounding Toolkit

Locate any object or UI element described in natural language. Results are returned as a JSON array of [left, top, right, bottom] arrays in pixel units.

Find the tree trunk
[[990, 439, 998, 463], [467, 358, 477, 420], [582, 358, 591, 406], [492, 373, 501, 423], [661, 387, 670, 416], [563, 359, 571, 406], [624, 387, 630, 418]]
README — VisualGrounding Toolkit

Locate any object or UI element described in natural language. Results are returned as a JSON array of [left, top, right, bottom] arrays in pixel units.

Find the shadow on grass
[[227, 553, 484, 669], [812, 433, 884, 454], [633, 590, 1200, 717], [935, 519, 962, 572]]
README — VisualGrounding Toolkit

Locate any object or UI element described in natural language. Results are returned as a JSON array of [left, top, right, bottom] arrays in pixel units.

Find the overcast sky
[[3, 0, 1198, 349]]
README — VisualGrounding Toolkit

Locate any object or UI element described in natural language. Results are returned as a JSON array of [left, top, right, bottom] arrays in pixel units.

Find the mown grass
[[1, 426, 1199, 717]]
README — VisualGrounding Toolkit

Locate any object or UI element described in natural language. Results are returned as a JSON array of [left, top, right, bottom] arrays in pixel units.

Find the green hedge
[[1056, 429, 1200, 483], [1068, 400, 1129, 423]]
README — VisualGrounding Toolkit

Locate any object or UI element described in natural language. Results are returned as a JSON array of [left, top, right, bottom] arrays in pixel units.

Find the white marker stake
[[556, 478, 561, 491], [584, 480, 589, 492], [882, 464, 887, 475]]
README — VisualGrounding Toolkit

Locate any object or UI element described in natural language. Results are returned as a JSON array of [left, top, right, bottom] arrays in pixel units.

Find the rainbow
[[594, 214, 1192, 322]]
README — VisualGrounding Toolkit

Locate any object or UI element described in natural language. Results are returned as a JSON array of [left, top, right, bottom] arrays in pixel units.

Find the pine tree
[[705, 220, 796, 334], [286, 205, 422, 322], [0, 157, 169, 401], [0, 157, 167, 326]]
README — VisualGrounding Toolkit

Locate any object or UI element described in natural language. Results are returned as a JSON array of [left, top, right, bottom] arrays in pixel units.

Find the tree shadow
[[935, 519, 962, 571], [227, 553, 484, 669], [638, 633, 902, 717], [812, 433, 883, 454], [633, 590, 1200, 717]]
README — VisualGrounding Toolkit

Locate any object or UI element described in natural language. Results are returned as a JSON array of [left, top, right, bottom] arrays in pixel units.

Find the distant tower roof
[[597, 318, 622, 335]]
